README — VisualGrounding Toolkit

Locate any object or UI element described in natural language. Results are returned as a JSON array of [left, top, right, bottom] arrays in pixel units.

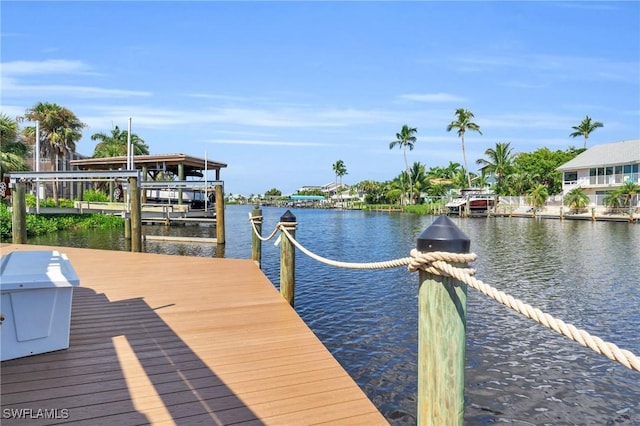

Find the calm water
[[28, 205, 640, 424]]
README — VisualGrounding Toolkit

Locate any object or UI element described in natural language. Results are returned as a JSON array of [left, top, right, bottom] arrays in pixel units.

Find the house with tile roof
[[557, 139, 640, 206]]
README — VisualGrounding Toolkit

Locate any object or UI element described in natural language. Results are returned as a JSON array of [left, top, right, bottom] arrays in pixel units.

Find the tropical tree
[[603, 191, 623, 211], [426, 183, 448, 197], [451, 167, 471, 189], [264, 188, 282, 196], [476, 142, 516, 195], [570, 115, 603, 149], [615, 181, 640, 208], [21, 102, 86, 204], [527, 184, 549, 212], [0, 114, 30, 180], [503, 172, 538, 196], [91, 125, 149, 158], [409, 161, 429, 204], [332, 159, 348, 204], [563, 187, 590, 213], [389, 125, 417, 204], [389, 172, 410, 205], [446, 108, 482, 188], [513, 147, 581, 195]]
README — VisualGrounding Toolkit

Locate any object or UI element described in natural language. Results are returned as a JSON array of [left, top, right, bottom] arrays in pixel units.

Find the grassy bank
[[362, 203, 447, 215]]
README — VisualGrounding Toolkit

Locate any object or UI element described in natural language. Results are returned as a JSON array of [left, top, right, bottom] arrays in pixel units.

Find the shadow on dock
[[1, 286, 263, 425]]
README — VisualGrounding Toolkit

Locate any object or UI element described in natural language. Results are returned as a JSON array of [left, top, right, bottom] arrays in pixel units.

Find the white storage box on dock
[[0, 250, 80, 361]]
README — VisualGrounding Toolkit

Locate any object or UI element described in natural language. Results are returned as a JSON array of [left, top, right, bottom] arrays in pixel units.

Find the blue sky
[[2, 1, 639, 196]]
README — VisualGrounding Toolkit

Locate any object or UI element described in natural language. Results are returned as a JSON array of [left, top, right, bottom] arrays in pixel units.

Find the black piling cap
[[416, 215, 470, 253], [280, 209, 296, 222]]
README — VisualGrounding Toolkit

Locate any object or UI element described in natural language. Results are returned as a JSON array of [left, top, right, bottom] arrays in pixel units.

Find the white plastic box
[[1, 250, 80, 361]]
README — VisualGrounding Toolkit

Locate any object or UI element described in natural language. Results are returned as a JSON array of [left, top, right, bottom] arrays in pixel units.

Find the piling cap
[[280, 209, 296, 222], [416, 215, 470, 253]]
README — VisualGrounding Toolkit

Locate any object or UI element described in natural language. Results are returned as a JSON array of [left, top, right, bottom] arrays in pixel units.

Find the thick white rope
[[248, 214, 281, 242], [248, 218, 640, 372], [280, 226, 413, 269], [409, 249, 640, 373]]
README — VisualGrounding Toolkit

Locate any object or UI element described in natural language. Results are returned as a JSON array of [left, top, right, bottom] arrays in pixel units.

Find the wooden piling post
[[215, 184, 225, 245], [177, 163, 184, 205], [251, 206, 263, 268], [11, 181, 27, 244], [559, 206, 564, 220], [279, 210, 297, 307], [124, 217, 131, 239], [129, 176, 142, 252], [591, 207, 596, 221], [415, 215, 470, 425]]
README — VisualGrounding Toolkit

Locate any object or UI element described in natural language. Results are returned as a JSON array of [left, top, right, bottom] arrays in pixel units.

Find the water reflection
[[27, 206, 640, 424]]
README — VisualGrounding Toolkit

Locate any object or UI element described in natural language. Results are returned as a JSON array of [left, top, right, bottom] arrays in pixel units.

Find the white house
[[557, 139, 640, 206]]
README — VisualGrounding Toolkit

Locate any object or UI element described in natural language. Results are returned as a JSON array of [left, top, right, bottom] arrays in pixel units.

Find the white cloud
[[2, 79, 152, 98], [1, 59, 151, 99], [398, 93, 467, 103], [2, 59, 93, 75], [455, 53, 638, 83], [207, 139, 331, 147]]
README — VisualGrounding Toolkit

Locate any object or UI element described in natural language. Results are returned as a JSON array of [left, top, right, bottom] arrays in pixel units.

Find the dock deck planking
[[0, 244, 388, 425]]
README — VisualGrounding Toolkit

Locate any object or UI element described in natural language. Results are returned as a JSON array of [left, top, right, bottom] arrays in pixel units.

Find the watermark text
[[2, 408, 70, 420]]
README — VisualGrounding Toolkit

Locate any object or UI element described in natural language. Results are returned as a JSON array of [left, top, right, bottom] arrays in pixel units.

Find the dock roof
[[71, 154, 227, 178]]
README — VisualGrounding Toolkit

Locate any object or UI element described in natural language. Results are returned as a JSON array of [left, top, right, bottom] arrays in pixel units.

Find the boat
[[446, 188, 496, 215]]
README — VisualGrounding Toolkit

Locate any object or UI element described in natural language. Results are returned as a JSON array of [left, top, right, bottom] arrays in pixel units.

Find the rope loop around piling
[[407, 250, 477, 276]]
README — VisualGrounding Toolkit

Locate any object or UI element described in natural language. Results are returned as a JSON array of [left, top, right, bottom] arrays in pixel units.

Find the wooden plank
[[0, 244, 387, 425]]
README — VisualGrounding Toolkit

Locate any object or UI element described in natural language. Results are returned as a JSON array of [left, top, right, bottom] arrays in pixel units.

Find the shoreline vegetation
[[0, 200, 124, 241], [4, 196, 639, 242]]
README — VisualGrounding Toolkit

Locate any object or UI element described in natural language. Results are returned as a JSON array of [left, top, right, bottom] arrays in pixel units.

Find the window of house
[[564, 171, 577, 183]]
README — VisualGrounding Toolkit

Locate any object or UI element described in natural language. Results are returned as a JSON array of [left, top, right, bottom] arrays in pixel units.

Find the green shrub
[[25, 194, 74, 208], [82, 190, 110, 202]]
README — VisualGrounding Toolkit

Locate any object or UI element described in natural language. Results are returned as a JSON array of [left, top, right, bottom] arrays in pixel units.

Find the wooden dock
[[0, 244, 388, 425]]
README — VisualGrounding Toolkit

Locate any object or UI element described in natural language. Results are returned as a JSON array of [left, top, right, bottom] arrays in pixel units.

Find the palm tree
[[0, 114, 30, 180], [447, 108, 482, 188], [563, 187, 590, 213], [409, 161, 429, 204], [476, 142, 516, 195], [91, 125, 149, 158], [332, 160, 347, 204], [21, 102, 86, 205], [389, 125, 417, 204], [389, 172, 410, 206], [570, 115, 603, 149], [614, 181, 640, 208], [603, 191, 622, 212], [452, 167, 469, 190], [528, 184, 549, 212]]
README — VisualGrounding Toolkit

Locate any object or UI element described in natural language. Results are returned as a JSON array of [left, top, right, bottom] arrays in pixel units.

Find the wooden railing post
[[415, 215, 470, 425], [279, 210, 296, 307], [251, 206, 263, 268], [129, 176, 142, 252], [124, 217, 131, 240], [11, 181, 27, 244], [215, 184, 225, 245]]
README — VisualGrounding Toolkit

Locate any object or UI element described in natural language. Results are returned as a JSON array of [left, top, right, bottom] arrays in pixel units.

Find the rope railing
[[249, 215, 640, 373]]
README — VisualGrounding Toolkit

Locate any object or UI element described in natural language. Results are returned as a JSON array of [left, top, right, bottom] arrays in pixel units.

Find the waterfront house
[[557, 139, 640, 206]]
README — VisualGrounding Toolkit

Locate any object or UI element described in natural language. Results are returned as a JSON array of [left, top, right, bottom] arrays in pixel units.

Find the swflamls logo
[[2, 408, 70, 420]]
